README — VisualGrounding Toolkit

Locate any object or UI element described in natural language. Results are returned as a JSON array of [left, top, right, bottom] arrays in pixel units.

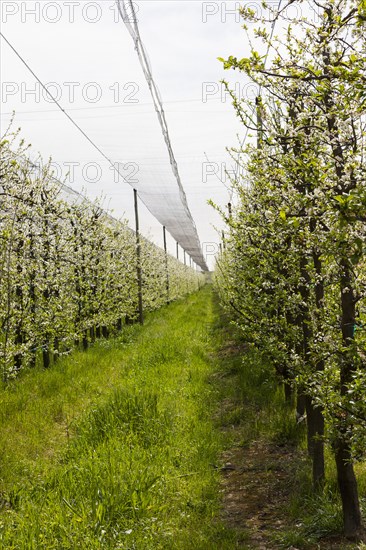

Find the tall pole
[[163, 226, 170, 303], [184, 250, 186, 266], [176, 241, 179, 260], [256, 95, 263, 150], [134, 189, 143, 325]]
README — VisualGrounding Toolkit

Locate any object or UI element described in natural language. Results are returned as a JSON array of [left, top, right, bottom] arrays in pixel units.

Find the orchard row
[[0, 133, 203, 380], [215, 0, 366, 540]]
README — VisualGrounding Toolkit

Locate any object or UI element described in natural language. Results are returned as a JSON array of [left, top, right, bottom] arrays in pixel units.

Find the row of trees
[[0, 132, 203, 381], [215, 0, 366, 540]]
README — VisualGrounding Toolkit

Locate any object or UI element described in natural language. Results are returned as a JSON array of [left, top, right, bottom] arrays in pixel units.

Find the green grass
[[212, 309, 304, 451], [0, 286, 238, 549], [4, 289, 365, 549]]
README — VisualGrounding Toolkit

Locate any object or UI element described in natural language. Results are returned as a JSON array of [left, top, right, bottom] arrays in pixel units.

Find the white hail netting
[[117, 0, 208, 271]]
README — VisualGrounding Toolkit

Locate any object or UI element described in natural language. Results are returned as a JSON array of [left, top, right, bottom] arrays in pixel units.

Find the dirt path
[[219, 437, 362, 549], [212, 337, 297, 548], [220, 439, 297, 549]]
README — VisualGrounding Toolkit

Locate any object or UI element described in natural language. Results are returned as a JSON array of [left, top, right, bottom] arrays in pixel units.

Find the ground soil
[[220, 437, 298, 549], [220, 436, 365, 549]]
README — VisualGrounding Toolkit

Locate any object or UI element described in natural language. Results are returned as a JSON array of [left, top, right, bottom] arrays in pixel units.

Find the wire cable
[[0, 97, 223, 117], [116, 0, 208, 270], [1, 32, 204, 269], [0, 31, 147, 201], [0, 33, 128, 177]]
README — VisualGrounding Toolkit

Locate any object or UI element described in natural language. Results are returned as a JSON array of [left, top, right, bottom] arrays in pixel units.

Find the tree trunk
[[296, 390, 306, 419], [335, 440, 361, 540], [305, 395, 315, 457], [305, 394, 325, 487], [14, 239, 24, 371], [334, 260, 362, 538], [284, 379, 293, 402], [14, 325, 23, 371], [43, 346, 50, 369], [312, 405, 325, 489], [82, 331, 88, 351], [29, 203, 37, 368], [53, 337, 59, 363], [299, 253, 325, 488]]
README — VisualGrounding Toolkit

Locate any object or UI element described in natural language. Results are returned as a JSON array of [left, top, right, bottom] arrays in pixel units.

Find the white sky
[[0, 0, 255, 269]]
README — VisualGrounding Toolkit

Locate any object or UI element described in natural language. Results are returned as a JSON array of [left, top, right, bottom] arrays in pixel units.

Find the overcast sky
[[0, 0, 255, 268]]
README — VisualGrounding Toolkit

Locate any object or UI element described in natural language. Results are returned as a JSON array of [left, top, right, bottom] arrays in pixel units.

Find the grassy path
[[2, 287, 364, 549], [0, 286, 239, 549]]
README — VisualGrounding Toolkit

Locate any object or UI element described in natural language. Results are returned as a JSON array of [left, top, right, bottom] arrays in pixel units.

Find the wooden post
[[134, 189, 143, 325], [163, 226, 170, 303], [256, 95, 263, 150]]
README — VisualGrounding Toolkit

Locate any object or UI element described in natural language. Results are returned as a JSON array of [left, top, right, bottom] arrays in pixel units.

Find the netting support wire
[[117, 0, 208, 271], [133, 188, 144, 325], [163, 226, 170, 304], [0, 33, 132, 188]]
